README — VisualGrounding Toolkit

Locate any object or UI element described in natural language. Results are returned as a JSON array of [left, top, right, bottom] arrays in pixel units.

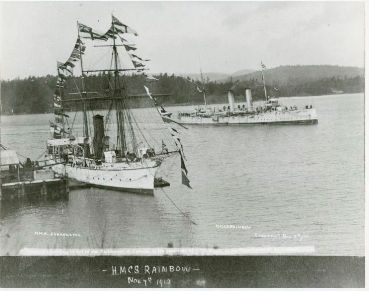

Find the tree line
[[0, 73, 364, 115]]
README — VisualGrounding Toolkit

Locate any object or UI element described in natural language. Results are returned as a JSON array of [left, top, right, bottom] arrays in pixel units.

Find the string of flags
[[52, 15, 149, 139], [77, 15, 148, 71], [78, 22, 108, 41], [180, 150, 191, 189], [169, 127, 191, 188], [52, 37, 86, 136], [112, 15, 138, 36], [49, 121, 69, 136], [144, 84, 191, 188]]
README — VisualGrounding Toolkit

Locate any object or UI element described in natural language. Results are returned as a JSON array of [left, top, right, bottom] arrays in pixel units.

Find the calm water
[[0, 93, 364, 255]]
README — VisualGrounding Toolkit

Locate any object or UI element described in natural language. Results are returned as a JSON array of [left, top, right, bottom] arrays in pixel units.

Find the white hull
[[51, 161, 159, 194], [175, 108, 318, 125]]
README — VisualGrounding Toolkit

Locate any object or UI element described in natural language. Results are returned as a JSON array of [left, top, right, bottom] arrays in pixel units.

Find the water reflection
[[0, 191, 69, 220]]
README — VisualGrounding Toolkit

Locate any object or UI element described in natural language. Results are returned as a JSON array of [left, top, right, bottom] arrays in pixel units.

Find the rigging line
[[136, 112, 171, 151], [70, 77, 85, 131], [110, 50, 114, 71], [70, 110, 78, 132], [160, 188, 197, 226], [104, 100, 114, 133], [129, 110, 151, 148], [122, 98, 138, 152]]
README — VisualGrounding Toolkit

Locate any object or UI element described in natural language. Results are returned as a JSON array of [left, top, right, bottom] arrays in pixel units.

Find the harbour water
[[0, 93, 364, 256]]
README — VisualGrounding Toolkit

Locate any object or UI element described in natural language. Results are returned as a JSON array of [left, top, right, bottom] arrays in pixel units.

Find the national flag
[[171, 133, 184, 152], [70, 50, 80, 59], [64, 61, 75, 68], [180, 152, 188, 175], [180, 152, 191, 188], [78, 22, 108, 41], [58, 62, 73, 75], [130, 53, 150, 62], [78, 22, 93, 37], [56, 77, 65, 84], [58, 71, 68, 80], [112, 25, 124, 34], [80, 44, 86, 54], [124, 44, 137, 51], [56, 79, 65, 88], [103, 26, 118, 39], [50, 121, 64, 134], [132, 60, 145, 68], [54, 102, 62, 108], [112, 15, 138, 36], [182, 171, 192, 189], [53, 94, 61, 103], [93, 32, 109, 41]]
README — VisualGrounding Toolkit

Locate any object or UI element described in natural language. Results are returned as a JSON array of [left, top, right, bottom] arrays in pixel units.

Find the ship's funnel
[[93, 114, 104, 160], [245, 88, 253, 110], [228, 90, 235, 112]]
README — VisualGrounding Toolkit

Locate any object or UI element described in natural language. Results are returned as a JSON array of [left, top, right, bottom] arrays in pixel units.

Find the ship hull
[[51, 162, 159, 195], [175, 108, 318, 125]]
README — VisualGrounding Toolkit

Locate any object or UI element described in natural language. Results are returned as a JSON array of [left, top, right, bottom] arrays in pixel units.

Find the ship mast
[[111, 16, 127, 156], [200, 68, 207, 107], [56, 71, 65, 137], [77, 22, 90, 143], [261, 62, 268, 101]]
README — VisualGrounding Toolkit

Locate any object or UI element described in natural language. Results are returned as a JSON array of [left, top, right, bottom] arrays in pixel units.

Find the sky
[[0, 1, 365, 80]]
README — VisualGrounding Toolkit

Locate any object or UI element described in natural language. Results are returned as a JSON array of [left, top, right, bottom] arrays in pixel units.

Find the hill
[[178, 69, 255, 82], [233, 65, 364, 85], [177, 72, 230, 82]]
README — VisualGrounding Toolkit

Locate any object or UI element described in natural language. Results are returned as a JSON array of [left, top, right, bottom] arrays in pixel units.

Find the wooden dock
[[1, 178, 69, 201]]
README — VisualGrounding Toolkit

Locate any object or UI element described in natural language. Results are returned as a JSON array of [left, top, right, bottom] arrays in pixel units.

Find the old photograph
[[0, 1, 365, 288]]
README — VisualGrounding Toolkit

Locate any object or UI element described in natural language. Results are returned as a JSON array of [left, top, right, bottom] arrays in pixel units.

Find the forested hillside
[[0, 65, 364, 115]]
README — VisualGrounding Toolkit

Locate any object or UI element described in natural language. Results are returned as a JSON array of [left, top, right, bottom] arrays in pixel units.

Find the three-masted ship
[[46, 15, 191, 194]]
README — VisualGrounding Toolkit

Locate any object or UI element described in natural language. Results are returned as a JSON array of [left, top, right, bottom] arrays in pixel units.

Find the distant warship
[[173, 63, 318, 125]]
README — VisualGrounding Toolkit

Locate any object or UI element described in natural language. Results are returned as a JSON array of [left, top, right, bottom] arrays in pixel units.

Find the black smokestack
[[93, 114, 104, 159]]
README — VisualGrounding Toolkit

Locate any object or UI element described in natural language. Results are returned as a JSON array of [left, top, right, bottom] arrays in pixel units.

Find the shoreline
[[0, 92, 363, 117]]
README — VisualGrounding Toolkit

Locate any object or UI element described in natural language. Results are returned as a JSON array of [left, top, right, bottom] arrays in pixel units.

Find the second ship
[[170, 64, 318, 125]]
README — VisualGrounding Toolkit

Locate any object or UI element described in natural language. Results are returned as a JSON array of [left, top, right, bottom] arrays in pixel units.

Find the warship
[[45, 15, 190, 194], [173, 64, 318, 125]]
